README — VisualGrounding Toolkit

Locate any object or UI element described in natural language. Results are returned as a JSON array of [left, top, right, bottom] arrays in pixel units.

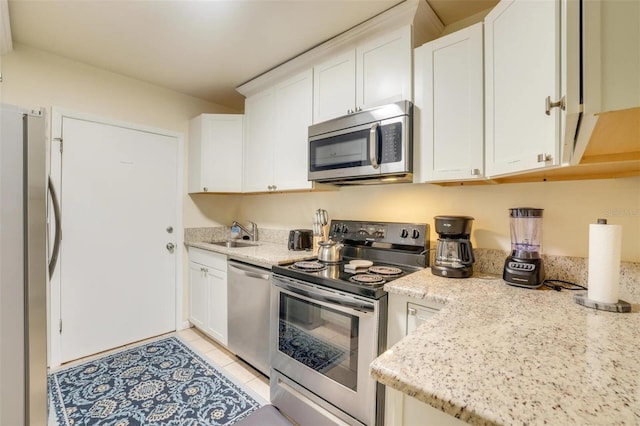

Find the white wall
[[1, 43, 236, 228], [0, 43, 238, 323], [234, 177, 640, 262]]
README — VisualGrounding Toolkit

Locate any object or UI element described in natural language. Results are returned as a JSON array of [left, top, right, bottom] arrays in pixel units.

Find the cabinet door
[[274, 70, 313, 191], [243, 89, 276, 192], [484, 0, 562, 177], [357, 26, 412, 110], [313, 50, 356, 123], [414, 23, 484, 183], [205, 267, 228, 346], [189, 114, 243, 193], [188, 261, 207, 330]]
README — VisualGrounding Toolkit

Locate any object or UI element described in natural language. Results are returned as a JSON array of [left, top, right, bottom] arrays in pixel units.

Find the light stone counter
[[184, 226, 315, 267], [371, 269, 640, 425]]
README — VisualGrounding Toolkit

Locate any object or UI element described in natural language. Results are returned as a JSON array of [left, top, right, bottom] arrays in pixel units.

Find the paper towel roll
[[587, 220, 622, 304]]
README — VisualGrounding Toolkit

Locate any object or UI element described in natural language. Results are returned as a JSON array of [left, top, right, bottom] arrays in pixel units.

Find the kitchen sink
[[208, 240, 259, 248]]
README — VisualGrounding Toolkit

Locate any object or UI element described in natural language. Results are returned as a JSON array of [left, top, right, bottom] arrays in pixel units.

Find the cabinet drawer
[[189, 247, 227, 270]]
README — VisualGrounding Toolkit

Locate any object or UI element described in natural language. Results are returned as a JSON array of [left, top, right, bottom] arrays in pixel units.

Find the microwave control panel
[[380, 122, 403, 163]]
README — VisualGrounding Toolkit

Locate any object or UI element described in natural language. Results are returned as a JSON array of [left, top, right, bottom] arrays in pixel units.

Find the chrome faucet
[[232, 220, 258, 241]]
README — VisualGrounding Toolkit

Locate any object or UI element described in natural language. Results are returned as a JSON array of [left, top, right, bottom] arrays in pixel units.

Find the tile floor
[[175, 327, 271, 402]]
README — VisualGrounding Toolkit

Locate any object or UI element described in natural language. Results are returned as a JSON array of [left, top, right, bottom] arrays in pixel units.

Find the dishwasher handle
[[228, 260, 271, 280]]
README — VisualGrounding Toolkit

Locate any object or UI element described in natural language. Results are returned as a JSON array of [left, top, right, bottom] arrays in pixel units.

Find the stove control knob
[[333, 223, 341, 233], [412, 229, 420, 239], [400, 228, 409, 238], [341, 224, 349, 233]]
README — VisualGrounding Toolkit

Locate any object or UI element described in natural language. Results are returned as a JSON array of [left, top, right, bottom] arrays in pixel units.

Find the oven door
[[270, 274, 382, 426], [308, 116, 408, 182]]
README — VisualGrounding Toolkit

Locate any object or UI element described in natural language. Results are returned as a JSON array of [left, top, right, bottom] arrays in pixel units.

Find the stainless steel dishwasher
[[227, 259, 272, 377]]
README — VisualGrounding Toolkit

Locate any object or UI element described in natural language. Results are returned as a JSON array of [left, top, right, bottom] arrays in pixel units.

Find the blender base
[[574, 293, 632, 313]]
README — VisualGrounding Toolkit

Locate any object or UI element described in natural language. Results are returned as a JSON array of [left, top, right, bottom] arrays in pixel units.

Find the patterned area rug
[[48, 337, 263, 426], [278, 320, 346, 373]]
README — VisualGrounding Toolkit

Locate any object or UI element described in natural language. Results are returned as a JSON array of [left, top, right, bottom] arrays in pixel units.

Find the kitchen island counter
[[185, 240, 314, 268], [371, 268, 640, 425]]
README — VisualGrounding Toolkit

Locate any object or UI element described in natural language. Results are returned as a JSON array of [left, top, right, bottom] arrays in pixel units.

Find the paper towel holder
[[574, 218, 631, 313], [574, 294, 631, 313]]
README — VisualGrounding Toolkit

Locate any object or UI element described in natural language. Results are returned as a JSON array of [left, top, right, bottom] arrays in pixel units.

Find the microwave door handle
[[369, 123, 380, 169]]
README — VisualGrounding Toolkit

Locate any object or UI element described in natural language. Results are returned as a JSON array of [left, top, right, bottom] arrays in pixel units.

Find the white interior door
[[59, 117, 178, 363]]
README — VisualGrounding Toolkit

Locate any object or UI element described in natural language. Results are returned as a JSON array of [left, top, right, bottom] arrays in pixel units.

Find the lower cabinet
[[188, 248, 228, 346], [385, 293, 465, 426]]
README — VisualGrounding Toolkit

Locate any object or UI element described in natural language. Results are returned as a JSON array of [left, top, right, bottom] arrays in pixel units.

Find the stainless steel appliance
[[270, 220, 429, 426], [431, 216, 475, 278], [308, 101, 413, 185], [503, 208, 546, 288], [227, 259, 272, 376], [288, 229, 313, 251], [0, 104, 53, 425]]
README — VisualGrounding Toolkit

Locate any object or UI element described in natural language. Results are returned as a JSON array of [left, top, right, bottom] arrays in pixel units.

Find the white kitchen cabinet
[[414, 23, 484, 183], [313, 50, 356, 124], [188, 247, 228, 346], [188, 114, 243, 193], [484, 0, 573, 177], [243, 69, 313, 193], [313, 26, 412, 123], [385, 293, 465, 426]]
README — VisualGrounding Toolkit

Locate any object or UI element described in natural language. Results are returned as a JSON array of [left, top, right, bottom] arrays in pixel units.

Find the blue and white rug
[[48, 336, 264, 426]]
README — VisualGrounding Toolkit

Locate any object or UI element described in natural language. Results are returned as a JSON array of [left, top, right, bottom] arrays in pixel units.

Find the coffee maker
[[503, 207, 545, 288], [431, 216, 475, 278]]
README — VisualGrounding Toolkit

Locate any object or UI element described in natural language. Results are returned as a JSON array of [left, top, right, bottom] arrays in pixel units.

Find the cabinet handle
[[203, 187, 208, 192], [356, 106, 362, 112], [369, 123, 380, 169], [537, 153, 552, 163], [545, 96, 565, 115]]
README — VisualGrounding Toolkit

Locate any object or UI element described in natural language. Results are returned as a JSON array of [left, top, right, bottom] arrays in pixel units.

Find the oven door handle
[[274, 279, 374, 313]]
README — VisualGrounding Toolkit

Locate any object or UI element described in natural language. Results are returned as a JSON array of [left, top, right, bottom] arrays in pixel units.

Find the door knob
[[166, 243, 175, 253]]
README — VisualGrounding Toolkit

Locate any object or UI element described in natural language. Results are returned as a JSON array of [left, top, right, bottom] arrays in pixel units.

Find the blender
[[503, 208, 545, 288], [431, 216, 475, 278]]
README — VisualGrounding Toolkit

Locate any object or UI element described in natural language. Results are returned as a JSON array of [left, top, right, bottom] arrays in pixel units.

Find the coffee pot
[[431, 216, 475, 278]]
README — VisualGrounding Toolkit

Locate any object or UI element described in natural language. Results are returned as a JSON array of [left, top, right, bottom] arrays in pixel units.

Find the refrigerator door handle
[[48, 176, 61, 279]]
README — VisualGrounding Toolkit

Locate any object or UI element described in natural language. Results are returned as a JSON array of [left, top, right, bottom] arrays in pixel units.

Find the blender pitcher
[[503, 208, 545, 288]]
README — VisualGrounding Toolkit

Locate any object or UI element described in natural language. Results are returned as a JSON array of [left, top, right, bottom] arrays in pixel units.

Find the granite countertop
[[370, 269, 640, 425], [186, 240, 315, 268]]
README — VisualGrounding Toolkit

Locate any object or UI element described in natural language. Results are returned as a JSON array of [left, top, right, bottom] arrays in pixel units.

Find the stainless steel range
[[270, 220, 429, 426]]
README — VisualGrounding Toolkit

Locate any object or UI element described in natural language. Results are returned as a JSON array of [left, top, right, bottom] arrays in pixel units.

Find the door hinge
[[59, 319, 63, 334], [54, 137, 63, 153]]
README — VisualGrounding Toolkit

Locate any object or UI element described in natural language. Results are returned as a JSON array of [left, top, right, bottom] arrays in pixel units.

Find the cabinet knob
[[356, 106, 362, 112], [408, 307, 417, 316], [203, 187, 208, 192], [545, 96, 565, 115], [470, 168, 480, 176]]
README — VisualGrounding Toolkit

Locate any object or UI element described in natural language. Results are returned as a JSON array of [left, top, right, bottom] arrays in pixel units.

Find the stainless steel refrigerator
[[1, 103, 51, 425]]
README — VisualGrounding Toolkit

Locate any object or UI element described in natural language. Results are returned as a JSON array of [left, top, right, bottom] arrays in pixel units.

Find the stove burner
[[291, 261, 326, 271], [368, 265, 403, 276], [349, 273, 385, 285]]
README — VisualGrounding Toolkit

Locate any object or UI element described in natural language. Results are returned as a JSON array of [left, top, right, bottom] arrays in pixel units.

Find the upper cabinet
[[484, 0, 569, 177], [188, 114, 243, 193], [243, 70, 313, 193], [414, 23, 484, 183], [313, 26, 413, 123]]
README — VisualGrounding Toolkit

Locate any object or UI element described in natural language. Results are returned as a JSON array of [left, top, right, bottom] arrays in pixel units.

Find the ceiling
[[6, 0, 497, 111]]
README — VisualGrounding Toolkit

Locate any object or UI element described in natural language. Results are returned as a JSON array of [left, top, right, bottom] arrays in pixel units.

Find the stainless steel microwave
[[308, 100, 413, 185]]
